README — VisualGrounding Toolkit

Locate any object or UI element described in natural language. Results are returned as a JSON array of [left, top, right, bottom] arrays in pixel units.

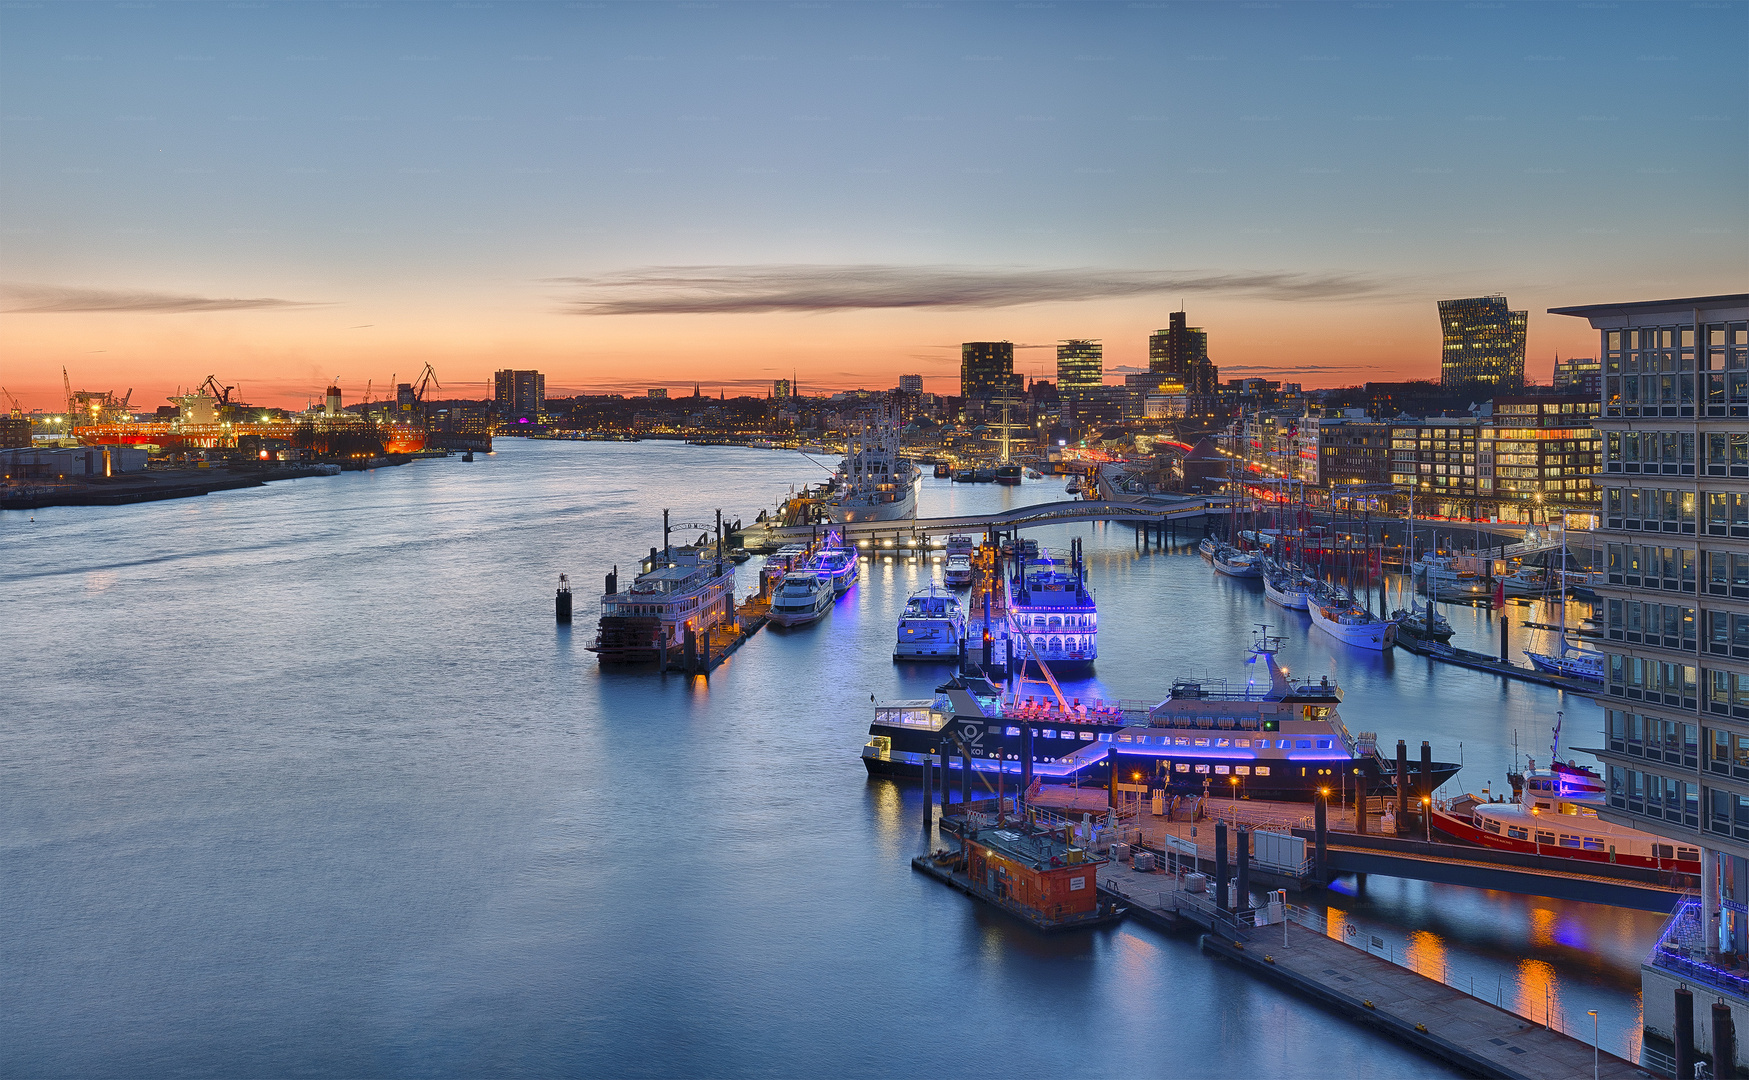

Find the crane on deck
[[197, 375, 236, 404]]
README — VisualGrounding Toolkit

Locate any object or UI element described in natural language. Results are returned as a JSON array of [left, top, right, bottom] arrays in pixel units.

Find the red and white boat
[[1430, 759, 1700, 873]]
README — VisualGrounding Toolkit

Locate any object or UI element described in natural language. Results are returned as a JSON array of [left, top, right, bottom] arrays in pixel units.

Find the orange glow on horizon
[[0, 295, 1601, 412]]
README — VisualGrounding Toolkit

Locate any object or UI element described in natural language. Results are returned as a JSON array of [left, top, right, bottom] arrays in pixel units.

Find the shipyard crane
[[197, 375, 236, 404], [1, 386, 23, 420], [412, 362, 440, 404], [63, 367, 73, 421]]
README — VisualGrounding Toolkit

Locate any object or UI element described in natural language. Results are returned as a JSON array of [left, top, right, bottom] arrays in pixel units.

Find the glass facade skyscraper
[[1056, 339, 1102, 398], [960, 341, 1020, 401], [1438, 296, 1528, 390], [1554, 295, 1749, 1062]]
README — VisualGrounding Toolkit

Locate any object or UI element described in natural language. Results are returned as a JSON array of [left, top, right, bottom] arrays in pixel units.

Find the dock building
[[1554, 293, 1749, 1075], [962, 826, 1106, 927]]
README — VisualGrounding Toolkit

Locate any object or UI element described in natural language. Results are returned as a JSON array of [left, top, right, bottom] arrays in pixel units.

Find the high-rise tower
[[1438, 296, 1528, 390]]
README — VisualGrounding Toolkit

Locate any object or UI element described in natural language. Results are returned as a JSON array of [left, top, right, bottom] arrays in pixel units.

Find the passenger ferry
[[1431, 760, 1700, 873], [768, 571, 833, 627], [590, 541, 737, 663], [808, 535, 860, 595], [1007, 540, 1096, 672], [826, 408, 919, 522], [862, 634, 1459, 802], [894, 584, 966, 660], [943, 553, 975, 588]]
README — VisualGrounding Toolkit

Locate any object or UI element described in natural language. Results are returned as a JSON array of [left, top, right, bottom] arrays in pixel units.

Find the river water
[[2, 441, 1661, 1077]]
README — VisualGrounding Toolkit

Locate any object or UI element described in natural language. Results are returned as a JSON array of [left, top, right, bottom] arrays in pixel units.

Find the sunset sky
[[2, 2, 1744, 411]]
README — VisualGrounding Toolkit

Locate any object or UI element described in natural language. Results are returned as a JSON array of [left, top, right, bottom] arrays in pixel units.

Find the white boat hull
[[1264, 577, 1310, 610], [1213, 556, 1262, 579], [1309, 603, 1397, 650]]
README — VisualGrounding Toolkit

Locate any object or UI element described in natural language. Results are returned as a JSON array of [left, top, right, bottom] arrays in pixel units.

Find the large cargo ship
[[825, 409, 918, 523]]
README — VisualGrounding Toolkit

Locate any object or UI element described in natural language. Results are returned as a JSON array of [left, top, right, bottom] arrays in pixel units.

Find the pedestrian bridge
[[745, 497, 1225, 547]]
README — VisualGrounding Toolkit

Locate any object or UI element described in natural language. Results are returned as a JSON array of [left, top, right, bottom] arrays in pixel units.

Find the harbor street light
[[1422, 795, 1432, 842], [1588, 1010, 1598, 1080]]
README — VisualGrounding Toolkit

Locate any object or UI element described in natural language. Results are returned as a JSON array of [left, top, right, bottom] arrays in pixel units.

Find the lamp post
[[1422, 795, 1431, 843], [1588, 1009, 1598, 1080]]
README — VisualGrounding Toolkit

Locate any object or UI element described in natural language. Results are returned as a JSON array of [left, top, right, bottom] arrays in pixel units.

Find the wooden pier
[[1097, 864, 1650, 1079]]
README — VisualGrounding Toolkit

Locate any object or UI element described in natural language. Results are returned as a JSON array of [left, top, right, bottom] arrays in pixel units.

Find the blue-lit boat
[[861, 634, 1459, 802], [1005, 539, 1097, 673], [808, 536, 860, 595]]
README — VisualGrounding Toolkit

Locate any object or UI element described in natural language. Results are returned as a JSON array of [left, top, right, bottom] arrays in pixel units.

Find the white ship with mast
[[826, 402, 919, 523]]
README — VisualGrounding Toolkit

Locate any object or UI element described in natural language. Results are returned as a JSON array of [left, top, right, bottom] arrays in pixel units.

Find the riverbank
[[0, 457, 414, 510]]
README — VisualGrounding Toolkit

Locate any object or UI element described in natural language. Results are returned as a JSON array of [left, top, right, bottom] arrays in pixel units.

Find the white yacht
[[942, 553, 975, 588], [893, 584, 966, 660], [768, 571, 833, 627]]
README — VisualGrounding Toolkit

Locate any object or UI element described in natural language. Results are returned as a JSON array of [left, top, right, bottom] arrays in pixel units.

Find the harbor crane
[[412, 362, 440, 404], [197, 375, 236, 404], [2, 386, 24, 420]]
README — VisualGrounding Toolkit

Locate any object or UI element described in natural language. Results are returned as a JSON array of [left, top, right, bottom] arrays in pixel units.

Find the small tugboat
[[933, 461, 952, 478], [1308, 587, 1397, 651], [768, 571, 833, 627], [943, 553, 975, 588], [894, 583, 966, 660]]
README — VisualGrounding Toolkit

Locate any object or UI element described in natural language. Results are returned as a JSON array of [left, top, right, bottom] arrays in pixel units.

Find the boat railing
[[1644, 896, 1749, 1000]]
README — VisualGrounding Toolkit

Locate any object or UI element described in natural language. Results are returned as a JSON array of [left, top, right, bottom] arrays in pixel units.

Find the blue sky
[[2, 1, 1744, 404]]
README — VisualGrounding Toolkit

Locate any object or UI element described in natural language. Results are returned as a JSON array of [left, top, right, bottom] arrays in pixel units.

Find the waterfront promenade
[[1100, 862, 1649, 1080]]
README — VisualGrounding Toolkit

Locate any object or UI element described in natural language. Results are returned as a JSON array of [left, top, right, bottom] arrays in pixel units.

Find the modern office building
[[1056, 340, 1102, 399], [1438, 296, 1528, 391], [772, 379, 792, 398], [1552, 355, 1603, 398], [493, 369, 545, 425], [897, 375, 922, 393], [1149, 312, 1218, 393], [1477, 394, 1601, 520], [960, 341, 1021, 402], [1553, 294, 1749, 1074]]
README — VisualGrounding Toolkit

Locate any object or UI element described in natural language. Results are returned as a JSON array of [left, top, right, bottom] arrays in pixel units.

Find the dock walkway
[[1097, 865, 1648, 1079]]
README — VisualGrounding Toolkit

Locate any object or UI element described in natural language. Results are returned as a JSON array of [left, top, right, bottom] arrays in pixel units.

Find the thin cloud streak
[[554, 264, 1386, 315], [1, 283, 327, 314]]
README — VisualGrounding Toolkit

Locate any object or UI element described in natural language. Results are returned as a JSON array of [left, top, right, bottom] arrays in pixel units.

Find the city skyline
[[2, 2, 1744, 410]]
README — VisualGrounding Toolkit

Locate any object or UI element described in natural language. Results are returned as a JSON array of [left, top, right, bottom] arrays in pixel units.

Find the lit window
[[1215, 765, 1230, 775], [1195, 764, 1211, 774], [1176, 763, 1190, 773], [1254, 767, 1270, 777]]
